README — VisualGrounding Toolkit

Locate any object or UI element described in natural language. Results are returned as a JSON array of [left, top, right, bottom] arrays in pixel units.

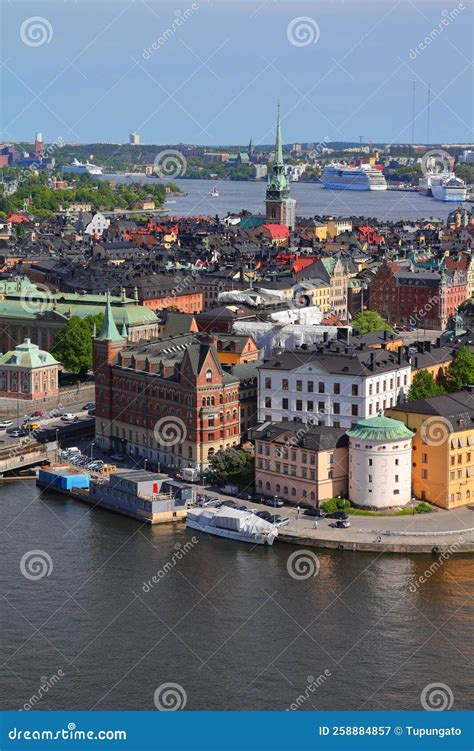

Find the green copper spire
[[275, 102, 283, 165], [121, 321, 128, 338], [97, 291, 124, 342]]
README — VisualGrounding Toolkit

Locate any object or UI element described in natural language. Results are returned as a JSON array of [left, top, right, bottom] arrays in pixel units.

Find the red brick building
[[94, 296, 240, 473], [369, 261, 468, 330]]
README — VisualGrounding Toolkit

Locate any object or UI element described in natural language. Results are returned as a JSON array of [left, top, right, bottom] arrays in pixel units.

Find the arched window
[[206, 369, 212, 382], [276, 484, 281, 492], [283, 486, 288, 495], [310, 491, 315, 501], [291, 488, 296, 496], [265, 481, 271, 490]]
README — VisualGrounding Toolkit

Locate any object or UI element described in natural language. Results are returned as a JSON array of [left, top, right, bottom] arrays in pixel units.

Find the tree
[[208, 448, 255, 488], [352, 311, 393, 334], [51, 313, 103, 372], [444, 346, 474, 392], [407, 370, 445, 401]]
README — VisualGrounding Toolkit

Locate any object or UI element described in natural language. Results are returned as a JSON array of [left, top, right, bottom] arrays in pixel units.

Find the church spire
[[275, 101, 283, 165], [96, 291, 123, 342]]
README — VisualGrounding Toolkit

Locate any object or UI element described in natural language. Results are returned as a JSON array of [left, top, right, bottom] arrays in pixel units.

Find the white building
[[347, 413, 414, 508], [84, 212, 110, 237], [257, 345, 411, 429], [129, 131, 140, 145]]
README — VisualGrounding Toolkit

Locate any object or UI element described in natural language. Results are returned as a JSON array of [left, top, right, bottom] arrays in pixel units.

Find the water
[[1, 481, 473, 711], [102, 175, 461, 222]]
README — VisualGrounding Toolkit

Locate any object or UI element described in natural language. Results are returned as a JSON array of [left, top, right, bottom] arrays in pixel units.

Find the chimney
[[370, 351, 376, 371], [398, 346, 403, 365], [383, 330, 388, 340], [425, 341, 431, 353]]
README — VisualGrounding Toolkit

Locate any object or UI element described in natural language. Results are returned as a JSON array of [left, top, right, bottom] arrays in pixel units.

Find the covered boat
[[186, 507, 278, 546]]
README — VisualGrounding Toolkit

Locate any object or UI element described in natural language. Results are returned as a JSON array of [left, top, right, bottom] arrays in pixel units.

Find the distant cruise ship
[[430, 173, 467, 202], [321, 163, 387, 191], [61, 159, 103, 176]]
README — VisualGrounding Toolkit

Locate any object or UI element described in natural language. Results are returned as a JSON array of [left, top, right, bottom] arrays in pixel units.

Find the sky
[[1, 0, 473, 147]]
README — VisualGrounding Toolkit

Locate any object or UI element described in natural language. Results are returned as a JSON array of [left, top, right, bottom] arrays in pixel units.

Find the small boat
[[186, 506, 277, 546], [211, 186, 219, 197]]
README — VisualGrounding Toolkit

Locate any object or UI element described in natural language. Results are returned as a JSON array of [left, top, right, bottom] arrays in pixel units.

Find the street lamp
[[90, 442, 95, 462]]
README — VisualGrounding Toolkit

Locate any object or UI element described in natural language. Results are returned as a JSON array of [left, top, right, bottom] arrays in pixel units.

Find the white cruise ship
[[186, 507, 278, 546], [430, 173, 467, 202], [61, 159, 103, 176], [321, 163, 387, 191]]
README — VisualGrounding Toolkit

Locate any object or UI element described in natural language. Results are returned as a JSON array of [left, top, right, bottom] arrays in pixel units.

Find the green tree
[[407, 370, 445, 401], [444, 346, 474, 392], [51, 313, 103, 372], [352, 310, 393, 334], [208, 448, 254, 488]]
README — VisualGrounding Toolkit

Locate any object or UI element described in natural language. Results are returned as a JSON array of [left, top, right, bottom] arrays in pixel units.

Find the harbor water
[[1, 481, 472, 711]]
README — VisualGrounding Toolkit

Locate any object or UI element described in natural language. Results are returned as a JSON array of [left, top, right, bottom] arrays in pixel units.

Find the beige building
[[251, 421, 348, 506]]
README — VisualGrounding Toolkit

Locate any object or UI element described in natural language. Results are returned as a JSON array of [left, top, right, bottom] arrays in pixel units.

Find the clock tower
[[265, 104, 296, 229]]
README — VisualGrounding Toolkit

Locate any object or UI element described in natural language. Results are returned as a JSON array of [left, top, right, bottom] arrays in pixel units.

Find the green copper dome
[[346, 413, 414, 442]]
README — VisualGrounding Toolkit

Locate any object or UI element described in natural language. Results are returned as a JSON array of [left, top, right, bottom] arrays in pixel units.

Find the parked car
[[269, 514, 290, 527], [82, 402, 95, 411], [199, 496, 220, 507], [0, 420, 13, 429], [29, 410, 44, 418], [327, 511, 349, 520], [237, 491, 253, 501], [255, 510, 272, 521], [110, 453, 125, 461], [330, 520, 351, 529], [23, 422, 41, 431], [304, 507, 326, 518], [8, 428, 27, 438], [61, 413, 78, 422], [264, 497, 284, 508], [88, 409, 96, 416]]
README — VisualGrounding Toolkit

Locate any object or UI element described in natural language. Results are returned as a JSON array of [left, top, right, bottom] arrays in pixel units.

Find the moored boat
[[186, 506, 278, 546]]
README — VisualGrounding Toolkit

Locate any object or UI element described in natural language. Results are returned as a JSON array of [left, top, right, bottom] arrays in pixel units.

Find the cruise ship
[[418, 174, 433, 196], [321, 163, 387, 191], [61, 159, 103, 176], [430, 173, 467, 202]]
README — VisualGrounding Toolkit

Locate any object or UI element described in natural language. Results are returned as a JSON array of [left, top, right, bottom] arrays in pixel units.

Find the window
[[282, 378, 288, 390], [422, 453, 428, 463], [450, 471, 455, 480], [421, 469, 427, 479], [352, 384, 358, 396], [334, 402, 340, 414], [369, 404, 373, 415], [265, 397, 272, 409], [296, 380, 303, 392], [296, 400, 302, 411], [282, 398, 289, 410], [307, 381, 314, 393], [265, 377, 272, 389], [369, 384, 373, 396], [318, 381, 325, 393], [368, 459, 372, 466], [318, 401, 324, 412], [334, 383, 340, 395], [206, 369, 212, 382], [308, 400, 314, 412], [395, 458, 399, 466], [333, 421, 340, 428], [351, 404, 358, 416], [368, 475, 372, 483], [450, 455, 455, 466], [302, 453, 307, 464], [458, 454, 462, 465]]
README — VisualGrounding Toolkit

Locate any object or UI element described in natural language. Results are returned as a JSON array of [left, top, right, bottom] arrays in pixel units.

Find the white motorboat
[[186, 507, 278, 546], [211, 186, 219, 197]]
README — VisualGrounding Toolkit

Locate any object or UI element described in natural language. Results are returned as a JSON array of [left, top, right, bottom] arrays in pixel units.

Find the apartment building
[[258, 344, 411, 429]]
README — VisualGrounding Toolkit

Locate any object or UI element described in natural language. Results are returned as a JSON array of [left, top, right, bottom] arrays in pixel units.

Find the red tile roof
[[261, 223, 290, 238]]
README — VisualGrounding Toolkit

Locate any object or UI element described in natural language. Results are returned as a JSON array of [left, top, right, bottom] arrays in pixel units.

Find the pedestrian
[[313, 520, 318, 529], [297, 505, 300, 517]]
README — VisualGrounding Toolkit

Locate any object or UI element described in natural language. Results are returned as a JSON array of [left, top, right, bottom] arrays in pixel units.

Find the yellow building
[[296, 218, 328, 241], [387, 389, 474, 509]]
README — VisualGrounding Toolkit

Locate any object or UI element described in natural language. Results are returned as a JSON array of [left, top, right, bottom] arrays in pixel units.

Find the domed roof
[[0, 338, 59, 368], [346, 412, 414, 442]]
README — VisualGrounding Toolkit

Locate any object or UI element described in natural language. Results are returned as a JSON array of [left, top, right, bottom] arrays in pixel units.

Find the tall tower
[[265, 104, 296, 229], [34, 132, 43, 157], [93, 292, 126, 451]]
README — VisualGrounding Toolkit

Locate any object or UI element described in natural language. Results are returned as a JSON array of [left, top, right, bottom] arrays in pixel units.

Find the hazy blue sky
[[2, 0, 472, 146]]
